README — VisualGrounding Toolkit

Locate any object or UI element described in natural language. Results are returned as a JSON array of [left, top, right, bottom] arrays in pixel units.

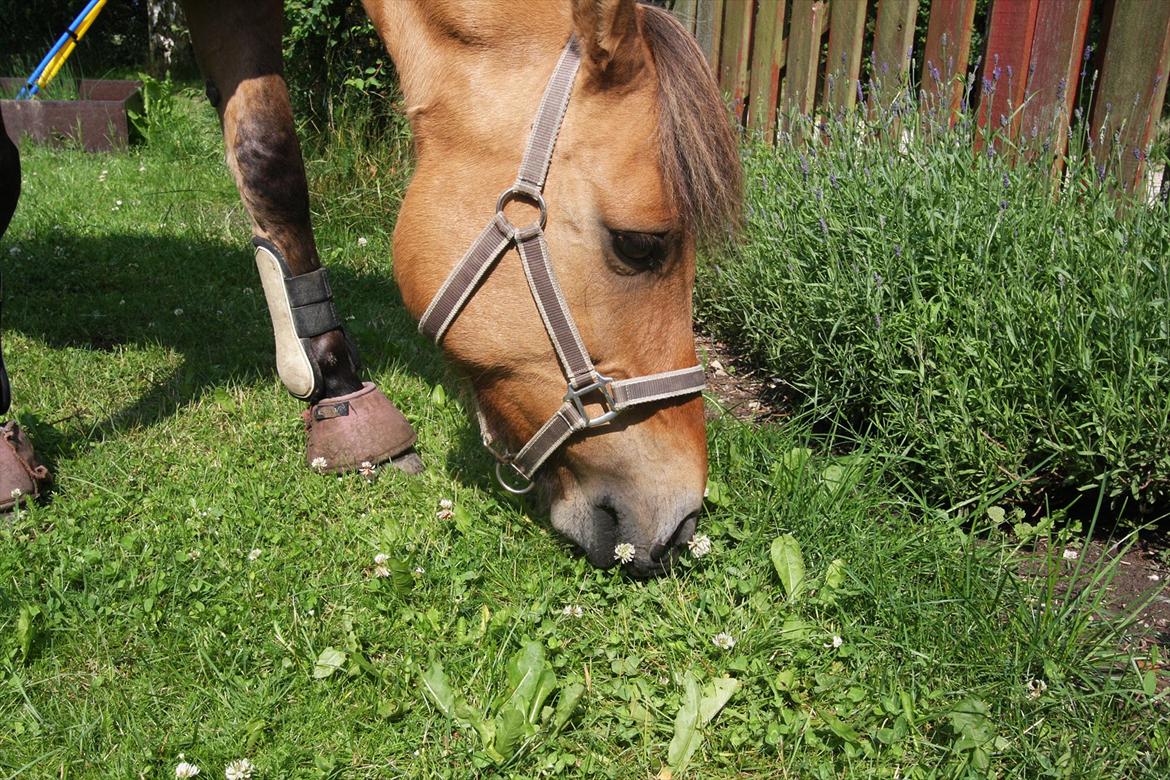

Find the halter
[[418, 36, 707, 494]]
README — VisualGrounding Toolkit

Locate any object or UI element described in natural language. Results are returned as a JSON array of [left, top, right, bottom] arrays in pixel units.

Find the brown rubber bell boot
[[0, 421, 50, 511], [304, 382, 422, 475]]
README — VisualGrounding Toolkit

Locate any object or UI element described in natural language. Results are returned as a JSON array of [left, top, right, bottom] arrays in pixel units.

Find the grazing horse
[[0, 0, 740, 576]]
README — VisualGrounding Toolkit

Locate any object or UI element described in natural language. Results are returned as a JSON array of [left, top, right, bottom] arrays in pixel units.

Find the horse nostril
[[650, 511, 699, 562]]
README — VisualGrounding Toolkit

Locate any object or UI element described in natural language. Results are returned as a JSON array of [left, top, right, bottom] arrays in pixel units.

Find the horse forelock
[[640, 5, 743, 244]]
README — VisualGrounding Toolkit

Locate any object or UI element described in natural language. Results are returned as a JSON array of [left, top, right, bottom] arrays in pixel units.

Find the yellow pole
[[38, 0, 108, 91]]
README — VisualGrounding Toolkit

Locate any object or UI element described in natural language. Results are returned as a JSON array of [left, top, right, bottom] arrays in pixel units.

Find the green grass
[[698, 109, 1170, 515], [0, 90, 1166, 778]]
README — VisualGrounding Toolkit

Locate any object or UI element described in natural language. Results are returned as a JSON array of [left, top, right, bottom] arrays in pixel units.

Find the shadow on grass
[[1, 230, 471, 467]]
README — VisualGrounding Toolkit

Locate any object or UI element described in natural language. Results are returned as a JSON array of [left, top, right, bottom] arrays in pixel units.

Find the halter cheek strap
[[418, 36, 706, 493]]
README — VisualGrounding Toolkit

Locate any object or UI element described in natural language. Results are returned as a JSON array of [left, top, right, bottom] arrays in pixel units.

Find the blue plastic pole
[[17, 0, 104, 99]]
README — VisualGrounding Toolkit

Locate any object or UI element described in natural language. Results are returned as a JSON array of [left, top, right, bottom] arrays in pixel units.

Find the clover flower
[[1062, 548, 1079, 561], [373, 552, 391, 578], [1026, 678, 1047, 699], [687, 534, 712, 558], [712, 632, 736, 650], [358, 461, 377, 478], [824, 635, 843, 649], [310, 456, 328, 471], [175, 756, 200, 778], [614, 543, 636, 564], [357, 237, 368, 248], [224, 759, 254, 780], [248, 548, 262, 561], [561, 604, 584, 618]]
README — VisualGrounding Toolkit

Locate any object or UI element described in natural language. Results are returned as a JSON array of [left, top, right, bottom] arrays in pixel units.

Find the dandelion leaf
[[492, 705, 528, 760]]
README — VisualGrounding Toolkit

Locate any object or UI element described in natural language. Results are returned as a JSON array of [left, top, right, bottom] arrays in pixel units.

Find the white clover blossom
[[712, 632, 736, 650], [687, 534, 712, 558], [413, 566, 426, 576], [357, 237, 368, 247], [439, 498, 453, 510], [614, 543, 636, 564], [1062, 548, 1079, 561], [187, 549, 201, 561], [248, 548, 262, 561], [359, 460, 377, 477], [824, 635, 843, 649], [372, 552, 391, 578], [224, 758, 254, 780], [1026, 678, 1048, 699], [436, 498, 454, 520], [10, 487, 22, 499], [310, 456, 328, 471], [561, 604, 584, 618], [175, 757, 200, 778], [174, 308, 183, 316]]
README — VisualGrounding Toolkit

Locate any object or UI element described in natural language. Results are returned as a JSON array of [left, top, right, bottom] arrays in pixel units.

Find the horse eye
[[609, 230, 668, 272]]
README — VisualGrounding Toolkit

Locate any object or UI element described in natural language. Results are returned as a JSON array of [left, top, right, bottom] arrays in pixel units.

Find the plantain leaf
[[312, 646, 347, 679], [492, 705, 528, 760], [698, 677, 739, 725], [552, 681, 585, 733], [770, 534, 806, 600], [667, 674, 702, 771]]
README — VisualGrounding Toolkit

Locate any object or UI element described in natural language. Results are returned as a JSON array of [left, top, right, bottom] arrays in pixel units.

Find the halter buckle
[[565, 374, 618, 428]]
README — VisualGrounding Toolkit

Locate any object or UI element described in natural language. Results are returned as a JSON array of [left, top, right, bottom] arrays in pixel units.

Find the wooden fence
[[665, 0, 1170, 191]]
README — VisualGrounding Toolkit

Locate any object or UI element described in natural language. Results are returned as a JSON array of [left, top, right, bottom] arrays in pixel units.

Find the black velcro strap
[[285, 268, 333, 308], [291, 300, 341, 338]]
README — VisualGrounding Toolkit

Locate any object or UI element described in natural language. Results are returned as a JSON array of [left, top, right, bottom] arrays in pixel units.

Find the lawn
[[0, 90, 1166, 778]]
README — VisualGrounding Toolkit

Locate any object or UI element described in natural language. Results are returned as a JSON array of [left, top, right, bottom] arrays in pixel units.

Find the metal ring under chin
[[495, 461, 536, 495]]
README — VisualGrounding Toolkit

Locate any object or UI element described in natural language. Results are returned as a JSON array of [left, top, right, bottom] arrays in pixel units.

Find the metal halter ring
[[495, 184, 548, 237], [495, 461, 536, 495]]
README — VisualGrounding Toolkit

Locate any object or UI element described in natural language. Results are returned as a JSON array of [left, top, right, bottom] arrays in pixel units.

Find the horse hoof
[[0, 421, 50, 511], [304, 382, 421, 474]]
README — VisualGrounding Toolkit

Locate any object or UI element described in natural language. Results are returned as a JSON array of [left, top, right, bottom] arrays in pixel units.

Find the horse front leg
[[182, 0, 421, 474]]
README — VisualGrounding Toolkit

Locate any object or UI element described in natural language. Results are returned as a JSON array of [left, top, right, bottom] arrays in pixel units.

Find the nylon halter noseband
[[418, 35, 707, 494]]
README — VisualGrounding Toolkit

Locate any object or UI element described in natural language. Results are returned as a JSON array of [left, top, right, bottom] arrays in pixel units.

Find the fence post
[[1090, 0, 1170, 193], [747, 0, 788, 143], [719, 0, 755, 124], [977, 0, 1040, 155], [782, 0, 827, 141], [920, 0, 976, 124], [695, 0, 727, 75], [824, 0, 868, 116], [1019, 0, 1091, 175], [869, 0, 919, 118]]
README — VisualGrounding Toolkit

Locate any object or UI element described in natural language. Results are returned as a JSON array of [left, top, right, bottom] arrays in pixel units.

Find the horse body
[[1, 0, 740, 575]]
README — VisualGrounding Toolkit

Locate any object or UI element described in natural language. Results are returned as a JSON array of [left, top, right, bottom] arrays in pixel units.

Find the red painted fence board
[[977, 0, 1040, 152], [920, 0, 976, 120], [1020, 0, 1091, 172], [747, 0, 789, 141]]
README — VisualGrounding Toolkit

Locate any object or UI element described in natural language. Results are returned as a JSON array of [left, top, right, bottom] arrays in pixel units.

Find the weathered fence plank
[[782, 0, 827, 133], [1019, 0, 1090, 171], [671, 0, 700, 34], [977, 0, 1039, 150], [719, 0, 755, 123], [870, 0, 919, 114], [694, 0, 726, 72], [920, 0, 976, 119], [747, 0, 789, 141], [1090, 0, 1170, 191], [824, 0, 868, 114]]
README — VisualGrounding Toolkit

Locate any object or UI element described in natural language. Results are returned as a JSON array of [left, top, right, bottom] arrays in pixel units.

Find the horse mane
[[640, 4, 743, 243]]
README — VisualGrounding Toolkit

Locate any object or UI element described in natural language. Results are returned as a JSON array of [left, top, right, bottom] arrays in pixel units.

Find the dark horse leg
[[0, 111, 51, 509], [182, 0, 421, 474]]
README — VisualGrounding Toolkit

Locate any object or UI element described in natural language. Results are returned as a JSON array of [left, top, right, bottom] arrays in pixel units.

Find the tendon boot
[[252, 238, 421, 474]]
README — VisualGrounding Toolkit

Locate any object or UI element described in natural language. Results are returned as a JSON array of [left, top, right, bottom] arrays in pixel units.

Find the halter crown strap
[[417, 35, 707, 491]]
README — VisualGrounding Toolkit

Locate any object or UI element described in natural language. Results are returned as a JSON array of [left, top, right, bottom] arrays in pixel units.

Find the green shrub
[[698, 110, 1170, 511]]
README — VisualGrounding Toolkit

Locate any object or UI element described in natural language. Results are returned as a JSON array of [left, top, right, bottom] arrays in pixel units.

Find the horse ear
[[571, 0, 647, 88]]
